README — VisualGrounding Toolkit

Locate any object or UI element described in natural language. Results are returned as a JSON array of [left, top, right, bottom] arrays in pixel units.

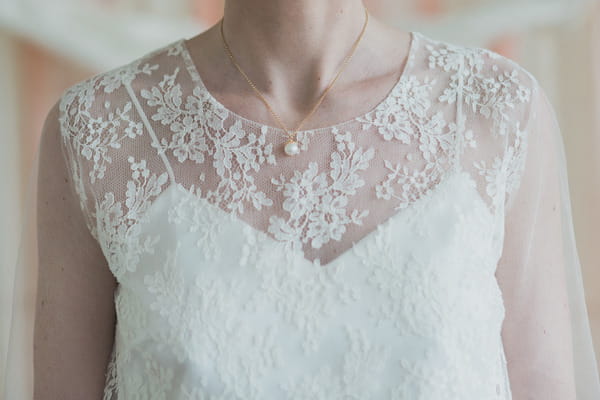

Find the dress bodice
[[110, 166, 510, 399], [57, 30, 538, 399]]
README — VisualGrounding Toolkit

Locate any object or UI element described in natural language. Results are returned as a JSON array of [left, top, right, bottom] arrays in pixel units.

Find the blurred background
[[1, 0, 599, 385]]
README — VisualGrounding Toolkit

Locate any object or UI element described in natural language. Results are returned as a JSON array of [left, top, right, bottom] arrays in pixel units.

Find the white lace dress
[[56, 30, 569, 399]]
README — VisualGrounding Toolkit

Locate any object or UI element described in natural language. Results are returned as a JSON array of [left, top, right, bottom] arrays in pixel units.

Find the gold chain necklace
[[219, 5, 369, 156]]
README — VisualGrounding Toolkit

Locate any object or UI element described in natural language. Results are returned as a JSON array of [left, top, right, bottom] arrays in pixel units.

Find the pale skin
[[185, 0, 412, 131], [34, 1, 411, 398], [35, 102, 118, 399]]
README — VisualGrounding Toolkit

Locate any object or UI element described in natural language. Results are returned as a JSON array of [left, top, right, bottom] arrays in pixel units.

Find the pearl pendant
[[284, 140, 300, 156]]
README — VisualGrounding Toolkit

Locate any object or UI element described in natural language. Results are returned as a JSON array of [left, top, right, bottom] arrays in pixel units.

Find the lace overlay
[[58, 30, 536, 399]]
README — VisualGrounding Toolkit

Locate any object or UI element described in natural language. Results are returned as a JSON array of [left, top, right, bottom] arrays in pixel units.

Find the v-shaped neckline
[[144, 165, 477, 269], [176, 31, 419, 135]]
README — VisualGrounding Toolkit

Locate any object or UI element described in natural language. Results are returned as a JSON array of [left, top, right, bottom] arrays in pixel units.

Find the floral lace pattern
[[268, 127, 374, 253], [58, 30, 536, 399], [140, 67, 276, 215]]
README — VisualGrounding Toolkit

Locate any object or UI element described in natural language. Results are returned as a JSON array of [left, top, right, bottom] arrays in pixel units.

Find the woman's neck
[[217, 0, 374, 102], [222, 0, 367, 68]]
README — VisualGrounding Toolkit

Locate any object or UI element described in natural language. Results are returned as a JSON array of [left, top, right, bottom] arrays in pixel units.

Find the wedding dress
[[3, 30, 600, 399]]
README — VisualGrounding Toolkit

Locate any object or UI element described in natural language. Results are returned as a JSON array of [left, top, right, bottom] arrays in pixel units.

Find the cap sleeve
[[57, 85, 100, 242]]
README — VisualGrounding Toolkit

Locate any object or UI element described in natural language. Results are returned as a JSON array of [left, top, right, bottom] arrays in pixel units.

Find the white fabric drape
[[496, 76, 600, 398]]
